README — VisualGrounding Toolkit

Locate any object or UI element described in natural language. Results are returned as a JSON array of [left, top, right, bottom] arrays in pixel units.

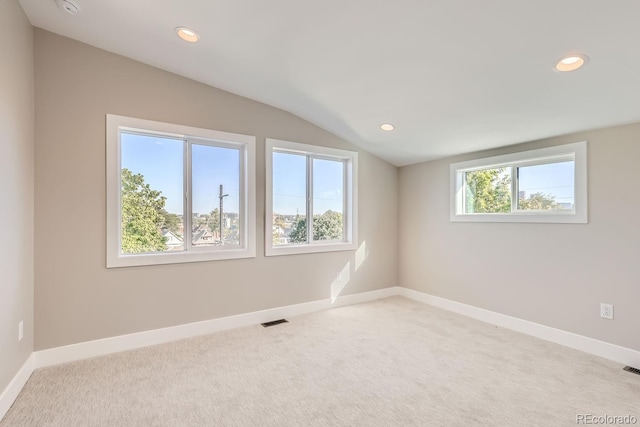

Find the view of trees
[[464, 168, 511, 213], [465, 168, 558, 213], [121, 168, 169, 253], [122, 169, 242, 252], [192, 208, 221, 239], [518, 192, 558, 210], [288, 210, 344, 243], [161, 211, 181, 235]]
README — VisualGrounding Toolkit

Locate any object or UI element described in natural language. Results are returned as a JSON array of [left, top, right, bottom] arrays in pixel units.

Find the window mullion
[[510, 165, 518, 213], [238, 145, 245, 249], [184, 140, 192, 251], [307, 155, 313, 244], [342, 160, 348, 242]]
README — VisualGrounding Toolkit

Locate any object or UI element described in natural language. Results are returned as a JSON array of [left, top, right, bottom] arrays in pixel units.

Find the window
[[106, 115, 256, 267], [265, 138, 358, 256], [450, 142, 587, 223]]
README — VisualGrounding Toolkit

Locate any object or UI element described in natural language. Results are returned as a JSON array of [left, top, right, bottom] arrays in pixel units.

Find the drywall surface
[[34, 30, 398, 350], [399, 123, 640, 351], [0, 0, 34, 390]]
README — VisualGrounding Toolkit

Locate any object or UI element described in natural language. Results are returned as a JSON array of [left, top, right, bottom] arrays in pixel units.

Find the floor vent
[[623, 366, 640, 375], [261, 319, 289, 328]]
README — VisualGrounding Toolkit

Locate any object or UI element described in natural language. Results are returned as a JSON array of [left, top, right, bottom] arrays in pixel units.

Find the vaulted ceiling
[[19, 0, 640, 166]]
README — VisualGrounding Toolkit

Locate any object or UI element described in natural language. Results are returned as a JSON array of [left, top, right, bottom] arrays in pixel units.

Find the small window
[[106, 115, 256, 267], [265, 139, 358, 256], [450, 142, 587, 223]]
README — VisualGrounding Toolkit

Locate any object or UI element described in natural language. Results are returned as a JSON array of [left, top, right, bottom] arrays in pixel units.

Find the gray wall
[[399, 123, 640, 351], [34, 30, 399, 350], [0, 0, 34, 391]]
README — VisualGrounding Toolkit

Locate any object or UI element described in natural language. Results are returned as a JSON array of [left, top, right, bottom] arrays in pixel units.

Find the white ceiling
[[19, 0, 640, 166]]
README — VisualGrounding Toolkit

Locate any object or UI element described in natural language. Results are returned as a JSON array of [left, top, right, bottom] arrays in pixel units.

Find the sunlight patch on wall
[[330, 262, 351, 303], [355, 241, 368, 271]]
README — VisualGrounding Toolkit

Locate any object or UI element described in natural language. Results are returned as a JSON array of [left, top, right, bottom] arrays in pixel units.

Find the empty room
[[1, 0, 639, 425]]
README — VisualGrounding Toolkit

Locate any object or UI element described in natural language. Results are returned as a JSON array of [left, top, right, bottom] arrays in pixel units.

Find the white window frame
[[106, 114, 256, 268], [265, 138, 358, 256], [450, 141, 587, 223]]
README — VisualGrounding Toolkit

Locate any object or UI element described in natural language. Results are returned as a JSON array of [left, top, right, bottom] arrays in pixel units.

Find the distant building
[[161, 229, 184, 251], [556, 202, 573, 210], [192, 227, 216, 246]]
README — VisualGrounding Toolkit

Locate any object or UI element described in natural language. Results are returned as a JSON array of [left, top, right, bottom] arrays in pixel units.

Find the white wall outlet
[[600, 303, 614, 320], [18, 321, 24, 341]]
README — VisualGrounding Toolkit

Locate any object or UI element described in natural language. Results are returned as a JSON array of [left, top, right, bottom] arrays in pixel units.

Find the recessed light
[[380, 123, 395, 131], [55, 0, 79, 15], [555, 54, 589, 72], [175, 27, 200, 43]]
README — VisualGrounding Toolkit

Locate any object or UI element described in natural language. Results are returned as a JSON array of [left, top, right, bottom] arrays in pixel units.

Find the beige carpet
[[2, 297, 639, 426]]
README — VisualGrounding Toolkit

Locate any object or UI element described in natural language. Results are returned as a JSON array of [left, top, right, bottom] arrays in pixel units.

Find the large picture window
[[450, 142, 587, 223], [265, 139, 358, 256], [107, 115, 256, 267]]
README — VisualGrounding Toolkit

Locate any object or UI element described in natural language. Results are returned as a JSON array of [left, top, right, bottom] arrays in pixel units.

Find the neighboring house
[[192, 227, 216, 246], [161, 229, 184, 251], [273, 225, 287, 245]]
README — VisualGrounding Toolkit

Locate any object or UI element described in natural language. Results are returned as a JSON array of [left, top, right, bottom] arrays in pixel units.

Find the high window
[[106, 115, 256, 267], [450, 142, 587, 223], [265, 139, 358, 256]]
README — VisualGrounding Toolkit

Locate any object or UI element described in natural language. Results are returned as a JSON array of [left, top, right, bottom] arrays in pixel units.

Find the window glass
[[265, 138, 358, 256], [107, 114, 256, 267], [464, 168, 512, 214], [191, 144, 241, 247], [120, 132, 184, 254], [517, 161, 574, 211], [312, 158, 344, 241], [450, 141, 586, 223], [272, 152, 307, 246]]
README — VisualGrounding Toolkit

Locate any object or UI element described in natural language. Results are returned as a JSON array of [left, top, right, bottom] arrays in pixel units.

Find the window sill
[[106, 247, 256, 268], [450, 211, 587, 224], [265, 241, 357, 257]]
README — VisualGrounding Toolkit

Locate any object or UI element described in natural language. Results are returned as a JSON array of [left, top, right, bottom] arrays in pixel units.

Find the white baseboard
[[398, 287, 640, 368], [4, 285, 638, 421], [34, 286, 400, 369], [1, 286, 397, 418], [0, 354, 35, 421]]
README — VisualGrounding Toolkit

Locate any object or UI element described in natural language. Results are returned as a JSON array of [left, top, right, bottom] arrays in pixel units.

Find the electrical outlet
[[600, 303, 614, 320], [18, 321, 24, 341]]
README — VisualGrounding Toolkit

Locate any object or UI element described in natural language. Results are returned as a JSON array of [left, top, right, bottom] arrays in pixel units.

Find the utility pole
[[218, 184, 228, 244]]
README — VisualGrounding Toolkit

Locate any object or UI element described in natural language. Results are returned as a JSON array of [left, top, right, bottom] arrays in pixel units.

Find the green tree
[[207, 208, 221, 240], [288, 217, 307, 243], [313, 210, 343, 240], [289, 210, 343, 243], [518, 192, 558, 210], [465, 168, 511, 213], [160, 210, 181, 235], [121, 168, 168, 253]]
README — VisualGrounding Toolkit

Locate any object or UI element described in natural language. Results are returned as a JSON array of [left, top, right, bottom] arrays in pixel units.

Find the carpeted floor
[[2, 297, 639, 426]]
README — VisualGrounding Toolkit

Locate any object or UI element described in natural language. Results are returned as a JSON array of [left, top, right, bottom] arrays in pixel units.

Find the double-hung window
[[265, 138, 358, 256], [106, 115, 256, 267], [450, 141, 587, 223]]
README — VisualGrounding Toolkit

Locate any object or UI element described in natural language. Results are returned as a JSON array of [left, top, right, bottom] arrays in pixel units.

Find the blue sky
[[121, 133, 240, 215], [518, 161, 574, 204], [272, 152, 344, 216], [121, 134, 343, 217], [122, 132, 571, 216]]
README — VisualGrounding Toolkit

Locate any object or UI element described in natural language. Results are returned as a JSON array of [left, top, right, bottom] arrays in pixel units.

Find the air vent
[[261, 319, 288, 328], [623, 366, 640, 376]]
